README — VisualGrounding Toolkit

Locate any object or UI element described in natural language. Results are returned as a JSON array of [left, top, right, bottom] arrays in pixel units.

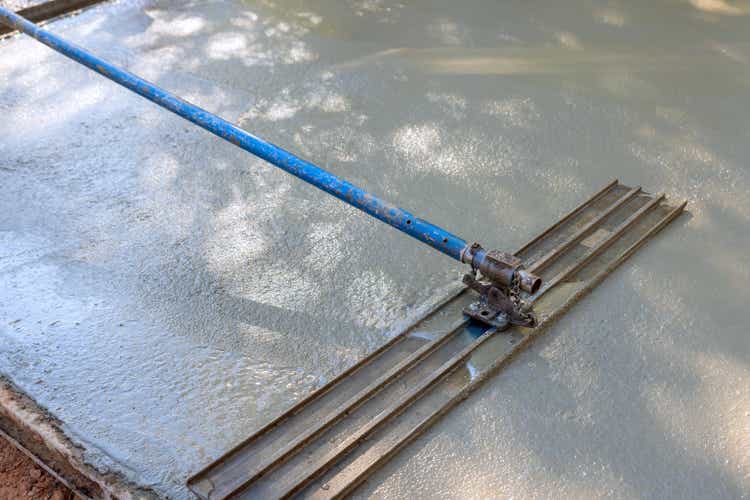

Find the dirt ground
[[0, 436, 72, 500]]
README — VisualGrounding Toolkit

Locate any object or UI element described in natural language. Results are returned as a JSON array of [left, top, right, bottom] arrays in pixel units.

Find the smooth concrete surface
[[1, 0, 748, 497]]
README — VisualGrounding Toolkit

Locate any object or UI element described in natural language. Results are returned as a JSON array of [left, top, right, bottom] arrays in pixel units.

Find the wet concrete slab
[[0, 0, 748, 497]]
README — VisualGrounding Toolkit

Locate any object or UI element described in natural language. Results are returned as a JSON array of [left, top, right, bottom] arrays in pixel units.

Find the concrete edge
[[0, 0, 112, 37], [0, 376, 159, 499]]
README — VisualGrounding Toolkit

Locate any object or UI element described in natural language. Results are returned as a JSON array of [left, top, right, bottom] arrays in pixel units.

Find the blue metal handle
[[0, 7, 469, 261]]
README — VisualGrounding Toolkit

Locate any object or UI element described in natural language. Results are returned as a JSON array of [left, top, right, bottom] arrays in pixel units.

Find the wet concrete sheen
[[1, 0, 749, 497]]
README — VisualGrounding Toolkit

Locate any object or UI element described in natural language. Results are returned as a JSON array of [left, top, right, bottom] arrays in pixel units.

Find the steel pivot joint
[[460, 243, 541, 329], [460, 243, 541, 294]]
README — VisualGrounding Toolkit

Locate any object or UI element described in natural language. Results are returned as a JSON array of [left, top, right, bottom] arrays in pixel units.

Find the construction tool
[[0, 7, 539, 330], [187, 181, 685, 499], [0, 8, 687, 499]]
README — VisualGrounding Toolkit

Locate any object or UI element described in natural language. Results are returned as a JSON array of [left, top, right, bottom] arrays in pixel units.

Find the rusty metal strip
[[319, 198, 686, 499], [215, 318, 469, 499], [0, 0, 107, 37], [527, 185, 641, 273], [514, 179, 619, 257]]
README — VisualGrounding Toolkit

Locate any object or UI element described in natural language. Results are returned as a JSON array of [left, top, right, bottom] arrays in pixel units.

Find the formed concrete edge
[[0, 376, 159, 499], [0, 0, 112, 37]]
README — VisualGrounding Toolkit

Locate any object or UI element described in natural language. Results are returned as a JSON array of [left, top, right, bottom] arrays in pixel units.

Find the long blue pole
[[0, 7, 469, 261]]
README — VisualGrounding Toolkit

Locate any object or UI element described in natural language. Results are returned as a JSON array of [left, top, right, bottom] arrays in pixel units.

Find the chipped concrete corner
[[0, 377, 157, 499]]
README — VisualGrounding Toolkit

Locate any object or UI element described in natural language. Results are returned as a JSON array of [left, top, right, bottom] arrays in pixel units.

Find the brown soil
[[0, 435, 73, 500]]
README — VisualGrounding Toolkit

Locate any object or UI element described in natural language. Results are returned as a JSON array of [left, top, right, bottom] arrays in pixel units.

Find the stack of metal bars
[[188, 180, 686, 499]]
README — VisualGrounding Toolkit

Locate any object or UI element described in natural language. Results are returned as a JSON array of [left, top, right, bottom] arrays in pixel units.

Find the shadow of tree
[[1, 0, 748, 497]]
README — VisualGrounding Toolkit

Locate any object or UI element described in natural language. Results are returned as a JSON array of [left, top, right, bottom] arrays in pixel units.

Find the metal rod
[[0, 7, 468, 260], [0, 427, 90, 499]]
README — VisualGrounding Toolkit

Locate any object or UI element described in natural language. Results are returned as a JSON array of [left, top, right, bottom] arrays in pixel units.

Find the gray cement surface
[[1, 0, 748, 498]]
